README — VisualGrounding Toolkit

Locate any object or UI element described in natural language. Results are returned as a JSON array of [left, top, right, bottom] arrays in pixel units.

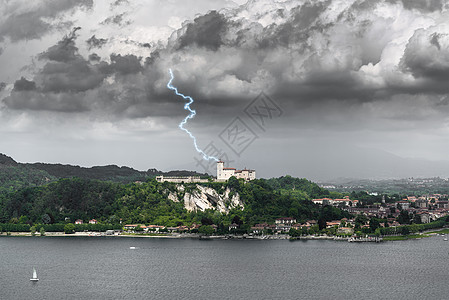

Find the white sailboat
[[30, 268, 39, 281]]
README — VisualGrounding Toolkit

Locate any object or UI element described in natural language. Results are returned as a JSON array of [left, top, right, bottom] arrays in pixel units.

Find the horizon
[[2, 0, 449, 180], [3, 151, 449, 184]]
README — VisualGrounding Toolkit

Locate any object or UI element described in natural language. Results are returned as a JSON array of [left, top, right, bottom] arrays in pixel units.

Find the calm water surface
[[1, 235, 448, 299]]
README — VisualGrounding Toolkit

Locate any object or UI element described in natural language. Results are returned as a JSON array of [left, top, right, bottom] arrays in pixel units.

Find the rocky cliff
[[168, 185, 243, 213]]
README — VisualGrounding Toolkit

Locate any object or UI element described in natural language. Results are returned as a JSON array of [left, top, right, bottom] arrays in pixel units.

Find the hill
[[0, 154, 57, 193], [0, 176, 344, 227], [0, 153, 209, 191]]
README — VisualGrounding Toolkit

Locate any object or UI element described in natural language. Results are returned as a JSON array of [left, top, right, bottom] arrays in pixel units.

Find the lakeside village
[[116, 194, 449, 241], [2, 161, 449, 241], [49, 187, 449, 242]]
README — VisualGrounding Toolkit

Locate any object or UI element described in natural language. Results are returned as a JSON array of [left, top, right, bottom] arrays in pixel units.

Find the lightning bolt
[[167, 69, 219, 162]]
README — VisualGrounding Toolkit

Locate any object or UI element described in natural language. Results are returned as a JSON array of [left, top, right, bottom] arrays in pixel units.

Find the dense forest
[[0, 172, 350, 229], [0, 153, 354, 230]]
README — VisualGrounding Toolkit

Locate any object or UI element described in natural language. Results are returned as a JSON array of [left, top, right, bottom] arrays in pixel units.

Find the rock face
[[168, 185, 243, 213]]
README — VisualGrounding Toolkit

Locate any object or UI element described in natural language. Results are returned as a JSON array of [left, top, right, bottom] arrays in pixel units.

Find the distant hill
[[0, 154, 56, 193], [0, 153, 209, 192]]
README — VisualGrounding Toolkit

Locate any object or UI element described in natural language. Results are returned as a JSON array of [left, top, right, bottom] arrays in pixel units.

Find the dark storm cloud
[[39, 27, 81, 62], [0, 82, 6, 91], [399, 0, 444, 12], [0, 0, 93, 42], [0, 12, 51, 42], [3, 0, 449, 126], [101, 13, 131, 26], [155, 0, 449, 126], [3, 90, 90, 112], [97, 54, 143, 75], [400, 29, 449, 81], [2, 27, 108, 112], [2, 27, 151, 117], [34, 27, 107, 93], [88, 53, 101, 61], [109, 54, 143, 75], [176, 11, 229, 51], [13, 77, 36, 91], [430, 33, 443, 50], [261, 1, 331, 47], [86, 35, 108, 50]]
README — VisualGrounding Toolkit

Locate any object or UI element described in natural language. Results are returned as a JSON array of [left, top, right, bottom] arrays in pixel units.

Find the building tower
[[217, 160, 224, 180]]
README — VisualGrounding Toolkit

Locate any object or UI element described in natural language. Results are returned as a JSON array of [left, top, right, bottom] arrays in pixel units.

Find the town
[[111, 193, 449, 240]]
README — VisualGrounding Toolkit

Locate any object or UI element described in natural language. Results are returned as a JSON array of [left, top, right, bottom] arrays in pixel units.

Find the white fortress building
[[216, 161, 256, 182]]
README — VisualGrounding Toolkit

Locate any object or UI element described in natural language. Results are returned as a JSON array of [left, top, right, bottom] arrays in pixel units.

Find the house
[[326, 221, 341, 228], [416, 199, 428, 208], [146, 225, 165, 232], [312, 198, 332, 205], [337, 227, 354, 235], [228, 223, 239, 230], [291, 223, 302, 230], [75, 219, 83, 224], [437, 200, 448, 209], [177, 226, 189, 232], [275, 217, 297, 225], [190, 223, 201, 230], [396, 201, 410, 210], [275, 218, 296, 232], [275, 224, 292, 233], [251, 223, 269, 234], [417, 212, 432, 223], [407, 196, 418, 202], [124, 224, 144, 230], [89, 219, 97, 224]]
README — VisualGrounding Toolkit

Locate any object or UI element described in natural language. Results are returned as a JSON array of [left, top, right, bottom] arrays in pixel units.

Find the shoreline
[[1, 229, 445, 241]]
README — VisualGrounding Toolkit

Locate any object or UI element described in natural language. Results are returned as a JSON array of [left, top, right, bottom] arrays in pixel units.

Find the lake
[[1, 235, 448, 299]]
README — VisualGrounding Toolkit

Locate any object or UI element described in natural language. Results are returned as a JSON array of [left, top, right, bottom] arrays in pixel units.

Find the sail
[[33, 268, 37, 279]]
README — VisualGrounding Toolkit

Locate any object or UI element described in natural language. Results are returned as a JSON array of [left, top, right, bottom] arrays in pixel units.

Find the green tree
[[198, 225, 214, 235], [369, 218, 380, 232], [397, 210, 411, 225], [355, 215, 368, 225], [64, 223, 75, 234], [374, 228, 381, 237], [19, 215, 29, 224], [201, 217, 213, 226], [400, 226, 410, 235], [408, 224, 419, 233], [309, 224, 319, 235], [40, 227, 46, 236], [227, 176, 241, 191], [289, 228, 300, 237], [30, 226, 36, 236], [318, 217, 327, 231]]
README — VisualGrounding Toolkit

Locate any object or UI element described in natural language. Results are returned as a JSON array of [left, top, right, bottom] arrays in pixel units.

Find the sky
[[1, 0, 449, 180]]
